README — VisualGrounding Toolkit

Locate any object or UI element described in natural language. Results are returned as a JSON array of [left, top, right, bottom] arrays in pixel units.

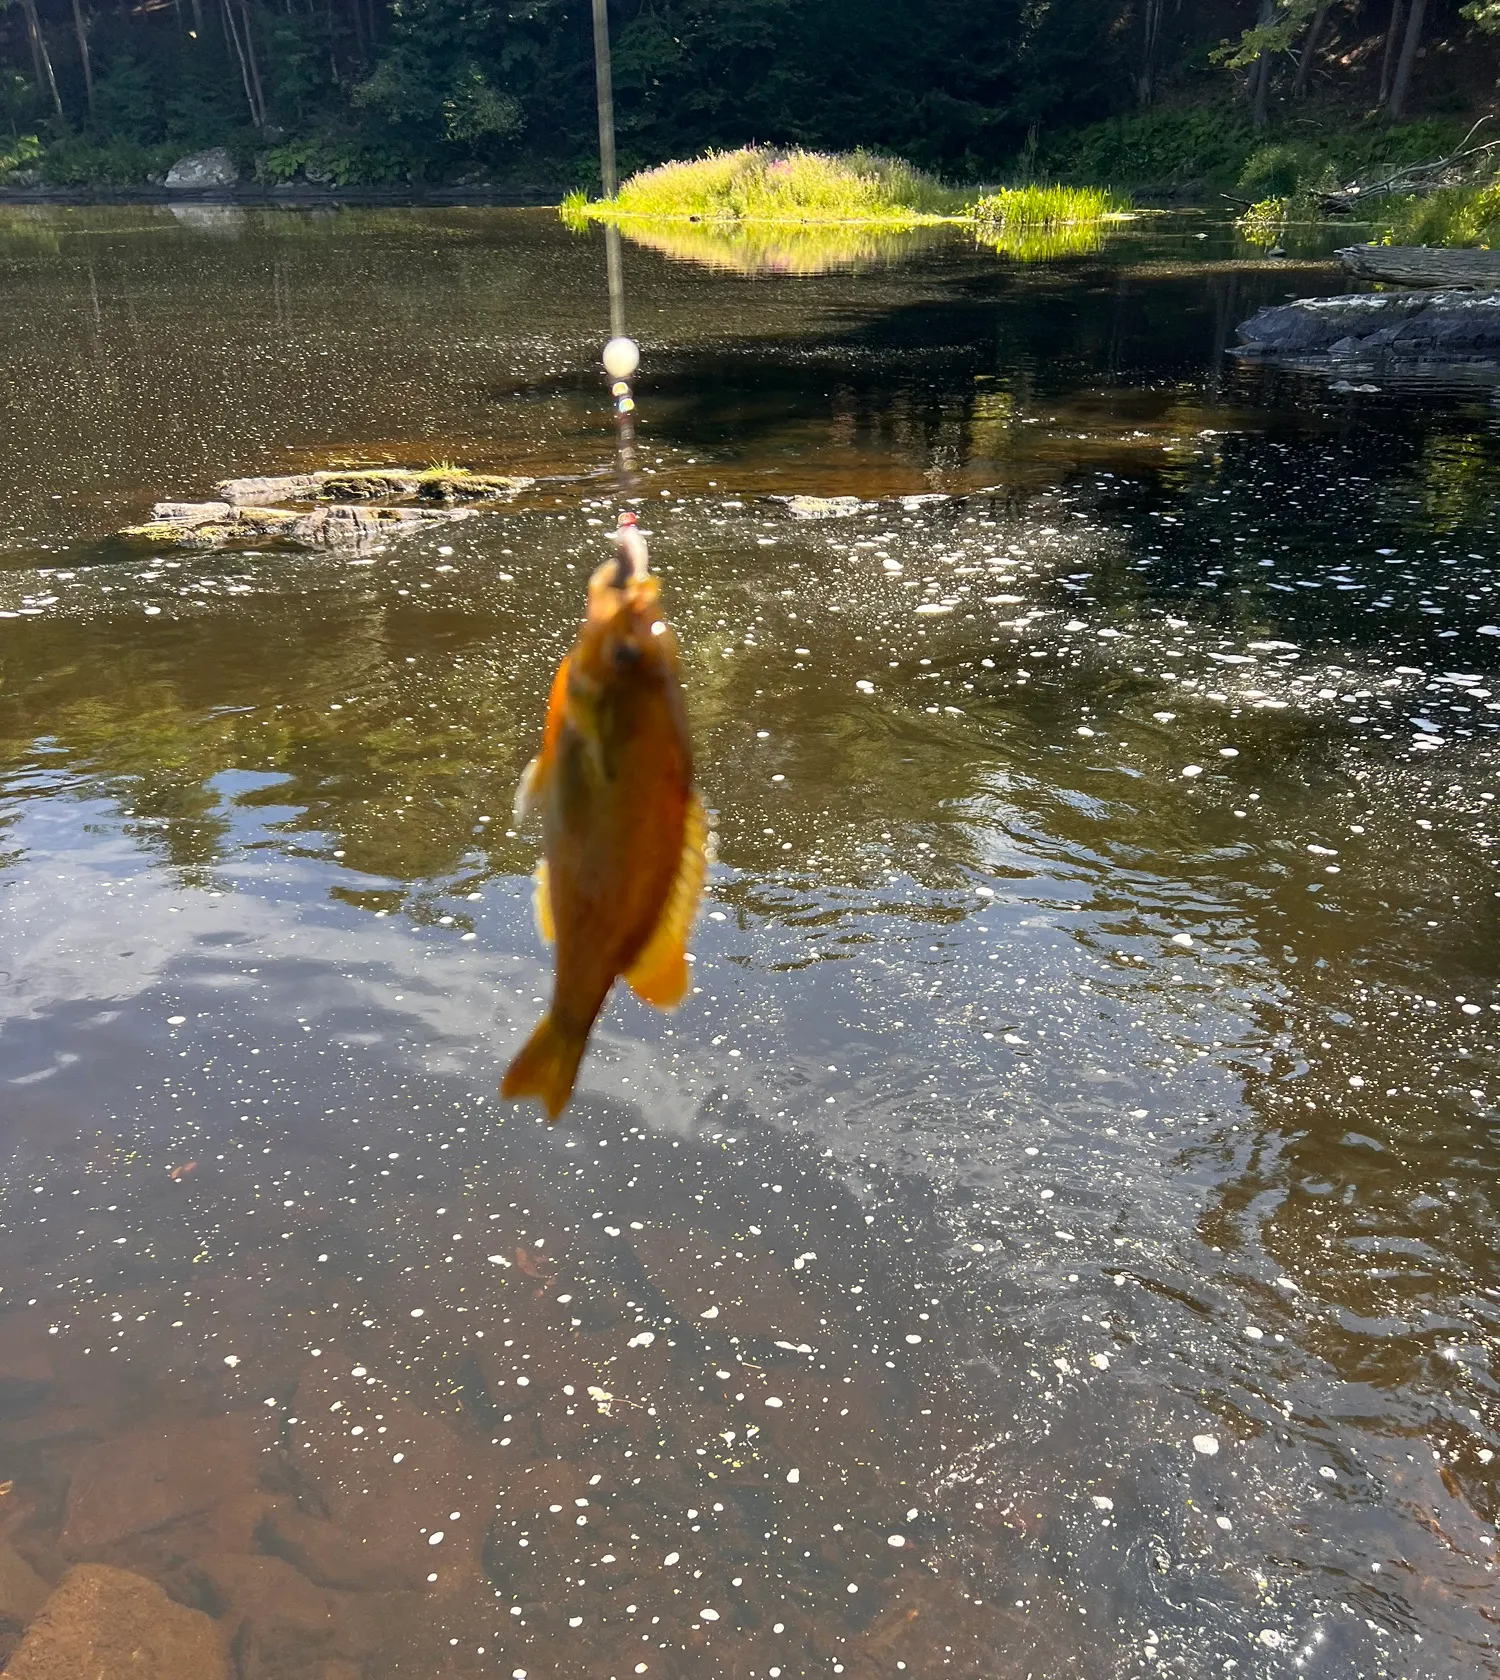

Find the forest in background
[[1, 0, 1499, 191]]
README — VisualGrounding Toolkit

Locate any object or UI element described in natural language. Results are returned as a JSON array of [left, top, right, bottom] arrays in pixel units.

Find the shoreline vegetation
[[0, 2, 1497, 201], [559, 148, 1134, 263], [1233, 130, 1500, 253]]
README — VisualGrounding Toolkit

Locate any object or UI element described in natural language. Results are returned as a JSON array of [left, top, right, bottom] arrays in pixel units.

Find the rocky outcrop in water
[[1, 1564, 229, 1680], [122, 502, 475, 553], [121, 465, 534, 551], [1234, 289, 1500, 364]]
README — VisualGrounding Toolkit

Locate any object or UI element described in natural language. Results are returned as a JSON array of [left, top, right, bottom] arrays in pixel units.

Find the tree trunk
[[1138, 0, 1164, 106], [1292, 1, 1331, 97], [221, 0, 263, 127], [237, 0, 269, 128], [1378, 0, 1405, 106], [344, 0, 364, 65], [1388, 0, 1427, 116], [70, 0, 94, 113], [1250, 0, 1276, 128], [19, 0, 65, 117]]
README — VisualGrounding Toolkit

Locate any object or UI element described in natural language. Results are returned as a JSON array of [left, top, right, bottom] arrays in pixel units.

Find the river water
[[0, 206, 1495, 1679]]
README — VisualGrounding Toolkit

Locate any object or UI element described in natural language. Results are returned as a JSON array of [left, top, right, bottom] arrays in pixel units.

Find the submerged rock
[[121, 502, 475, 553], [2, 1563, 229, 1680], [60, 1415, 268, 1557], [164, 148, 239, 191], [1234, 289, 1500, 364], [0, 1544, 50, 1636]]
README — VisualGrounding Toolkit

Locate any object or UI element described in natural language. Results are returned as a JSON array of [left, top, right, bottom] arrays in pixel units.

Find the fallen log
[[1338, 243, 1500, 289], [1233, 289, 1500, 363]]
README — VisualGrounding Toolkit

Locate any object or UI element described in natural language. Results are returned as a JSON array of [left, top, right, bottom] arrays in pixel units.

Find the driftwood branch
[[1322, 117, 1498, 214]]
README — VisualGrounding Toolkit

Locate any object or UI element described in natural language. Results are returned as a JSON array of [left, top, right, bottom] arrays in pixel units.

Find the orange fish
[[501, 514, 706, 1120]]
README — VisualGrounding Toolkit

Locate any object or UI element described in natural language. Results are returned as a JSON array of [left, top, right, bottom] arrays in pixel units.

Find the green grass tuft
[[969, 182, 1130, 235]]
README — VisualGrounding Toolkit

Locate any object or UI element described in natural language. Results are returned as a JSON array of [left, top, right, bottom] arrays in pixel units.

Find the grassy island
[[562, 148, 1133, 267], [563, 147, 969, 228]]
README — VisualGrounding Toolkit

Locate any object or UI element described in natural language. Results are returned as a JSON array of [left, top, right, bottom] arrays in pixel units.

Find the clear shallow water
[[0, 208, 1496, 1680]]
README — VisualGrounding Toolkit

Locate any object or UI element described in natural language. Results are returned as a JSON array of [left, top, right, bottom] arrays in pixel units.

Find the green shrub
[[1041, 107, 1257, 190], [1381, 179, 1500, 247], [254, 134, 419, 186], [1040, 109, 1476, 198], [1236, 196, 1289, 247], [1238, 143, 1309, 200], [0, 132, 41, 181], [36, 137, 179, 186]]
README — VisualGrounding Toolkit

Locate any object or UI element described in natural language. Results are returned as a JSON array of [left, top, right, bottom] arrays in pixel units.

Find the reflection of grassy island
[[611, 219, 952, 277], [562, 148, 1132, 265]]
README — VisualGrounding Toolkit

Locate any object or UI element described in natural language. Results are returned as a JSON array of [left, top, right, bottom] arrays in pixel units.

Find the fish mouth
[[614, 511, 650, 586]]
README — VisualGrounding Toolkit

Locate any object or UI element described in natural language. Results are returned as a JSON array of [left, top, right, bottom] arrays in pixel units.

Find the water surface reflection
[[0, 209, 1495, 1680]]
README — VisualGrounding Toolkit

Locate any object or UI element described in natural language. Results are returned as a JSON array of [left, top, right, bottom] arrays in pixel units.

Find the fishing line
[[591, 0, 640, 508]]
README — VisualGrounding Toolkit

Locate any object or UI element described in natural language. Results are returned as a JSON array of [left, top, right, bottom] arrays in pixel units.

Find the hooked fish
[[501, 514, 706, 1119]]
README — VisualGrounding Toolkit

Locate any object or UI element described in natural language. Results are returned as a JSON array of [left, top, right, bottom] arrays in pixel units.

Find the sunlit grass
[[564, 152, 1132, 267], [568, 147, 968, 227], [969, 183, 1131, 234], [1379, 179, 1500, 248]]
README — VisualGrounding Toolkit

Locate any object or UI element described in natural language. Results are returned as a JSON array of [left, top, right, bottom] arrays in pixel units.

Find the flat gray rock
[[1235, 289, 1500, 363]]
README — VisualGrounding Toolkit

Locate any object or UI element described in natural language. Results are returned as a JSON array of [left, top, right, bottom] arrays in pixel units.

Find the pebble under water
[[0, 206, 1495, 1679]]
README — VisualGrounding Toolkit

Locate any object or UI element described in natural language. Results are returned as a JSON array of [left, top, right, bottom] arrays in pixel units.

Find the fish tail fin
[[501, 1014, 587, 1122]]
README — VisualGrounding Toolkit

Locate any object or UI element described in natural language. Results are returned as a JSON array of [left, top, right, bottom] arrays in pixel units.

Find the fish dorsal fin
[[532, 860, 555, 946], [625, 792, 708, 1010]]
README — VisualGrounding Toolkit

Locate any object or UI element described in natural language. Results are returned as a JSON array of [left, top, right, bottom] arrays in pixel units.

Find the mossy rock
[[214, 467, 535, 507], [314, 467, 533, 504]]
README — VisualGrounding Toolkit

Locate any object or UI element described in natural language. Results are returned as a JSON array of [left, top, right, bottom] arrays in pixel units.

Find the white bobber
[[602, 336, 640, 380]]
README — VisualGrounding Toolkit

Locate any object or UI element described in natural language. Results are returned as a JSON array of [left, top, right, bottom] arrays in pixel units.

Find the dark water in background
[[0, 206, 1496, 1679]]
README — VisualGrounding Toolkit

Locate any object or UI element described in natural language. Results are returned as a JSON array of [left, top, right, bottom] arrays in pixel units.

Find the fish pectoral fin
[[513, 755, 544, 825], [532, 860, 555, 946], [625, 792, 708, 1010]]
